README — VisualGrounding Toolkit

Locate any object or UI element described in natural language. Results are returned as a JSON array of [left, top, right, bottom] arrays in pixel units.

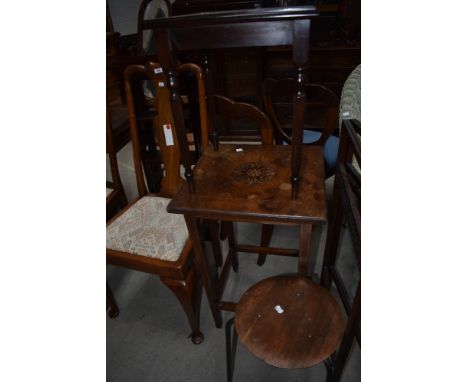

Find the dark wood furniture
[[147, 6, 328, 329], [321, 118, 361, 381], [263, 78, 338, 145], [106, 103, 128, 319], [106, 62, 204, 344], [130, 1, 360, 142], [169, 144, 326, 325], [257, 78, 339, 266], [225, 119, 360, 382], [262, 77, 339, 174], [107, 29, 131, 153], [226, 274, 345, 381], [106, 103, 128, 223]]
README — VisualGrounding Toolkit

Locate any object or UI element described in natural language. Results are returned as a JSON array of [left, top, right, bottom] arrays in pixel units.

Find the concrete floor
[[107, 143, 360, 382]]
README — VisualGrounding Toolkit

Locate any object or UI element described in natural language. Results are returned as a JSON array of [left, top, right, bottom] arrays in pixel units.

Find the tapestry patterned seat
[[106, 196, 188, 261]]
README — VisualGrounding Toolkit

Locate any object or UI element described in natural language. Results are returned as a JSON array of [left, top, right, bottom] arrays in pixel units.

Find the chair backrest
[[212, 95, 274, 146], [165, 62, 273, 149], [124, 61, 183, 198], [262, 77, 339, 145]]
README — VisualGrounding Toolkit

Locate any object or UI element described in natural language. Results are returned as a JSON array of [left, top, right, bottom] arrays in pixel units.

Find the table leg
[[298, 223, 313, 277], [185, 215, 223, 328]]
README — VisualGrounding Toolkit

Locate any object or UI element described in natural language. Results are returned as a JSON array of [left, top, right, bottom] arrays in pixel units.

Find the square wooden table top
[[168, 144, 327, 224]]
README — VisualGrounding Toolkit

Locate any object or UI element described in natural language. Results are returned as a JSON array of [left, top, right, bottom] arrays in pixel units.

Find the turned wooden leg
[[257, 224, 274, 266], [161, 266, 204, 344], [106, 282, 119, 319]]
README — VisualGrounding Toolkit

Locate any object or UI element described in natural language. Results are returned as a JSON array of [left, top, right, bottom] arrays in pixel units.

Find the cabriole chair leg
[[161, 267, 204, 344]]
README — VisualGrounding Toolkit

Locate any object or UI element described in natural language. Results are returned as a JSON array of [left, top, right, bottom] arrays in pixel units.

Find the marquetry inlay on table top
[[168, 144, 327, 224]]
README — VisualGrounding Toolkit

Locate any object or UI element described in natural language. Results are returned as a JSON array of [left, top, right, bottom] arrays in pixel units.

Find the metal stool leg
[[324, 356, 334, 382], [225, 317, 238, 382]]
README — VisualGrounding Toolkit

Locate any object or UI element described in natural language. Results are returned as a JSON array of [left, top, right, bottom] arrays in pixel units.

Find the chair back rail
[[124, 62, 184, 198], [214, 95, 274, 146]]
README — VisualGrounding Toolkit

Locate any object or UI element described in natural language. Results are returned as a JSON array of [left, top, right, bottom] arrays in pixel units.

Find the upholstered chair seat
[[282, 130, 340, 172], [106, 196, 188, 261]]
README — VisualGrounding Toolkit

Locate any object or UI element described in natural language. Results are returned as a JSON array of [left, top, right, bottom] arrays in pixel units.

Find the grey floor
[[107, 143, 361, 382]]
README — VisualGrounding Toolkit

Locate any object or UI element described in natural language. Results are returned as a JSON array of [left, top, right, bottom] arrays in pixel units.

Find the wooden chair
[[262, 78, 340, 176], [106, 61, 204, 344], [224, 119, 361, 382], [213, 95, 274, 147], [321, 118, 361, 381]]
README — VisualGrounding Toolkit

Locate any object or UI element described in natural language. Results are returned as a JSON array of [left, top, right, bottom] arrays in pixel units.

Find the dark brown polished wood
[[321, 119, 360, 381], [106, 87, 128, 319], [106, 103, 128, 223], [152, 6, 319, 199], [107, 21, 131, 153], [235, 274, 345, 369], [151, 6, 327, 328], [262, 77, 339, 147], [168, 145, 326, 224], [257, 78, 339, 265], [106, 61, 204, 344], [168, 144, 327, 320]]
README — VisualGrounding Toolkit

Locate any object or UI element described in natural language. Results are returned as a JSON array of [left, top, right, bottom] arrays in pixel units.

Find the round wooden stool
[[226, 275, 345, 381]]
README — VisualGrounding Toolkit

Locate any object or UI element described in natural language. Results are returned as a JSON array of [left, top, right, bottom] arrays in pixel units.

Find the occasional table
[[167, 144, 327, 327]]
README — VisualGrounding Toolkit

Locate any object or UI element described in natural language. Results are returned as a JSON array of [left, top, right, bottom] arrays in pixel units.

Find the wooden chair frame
[[106, 61, 205, 344], [321, 119, 361, 381]]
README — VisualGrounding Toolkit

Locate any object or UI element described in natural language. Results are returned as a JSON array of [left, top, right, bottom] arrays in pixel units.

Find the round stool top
[[235, 274, 345, 369]]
